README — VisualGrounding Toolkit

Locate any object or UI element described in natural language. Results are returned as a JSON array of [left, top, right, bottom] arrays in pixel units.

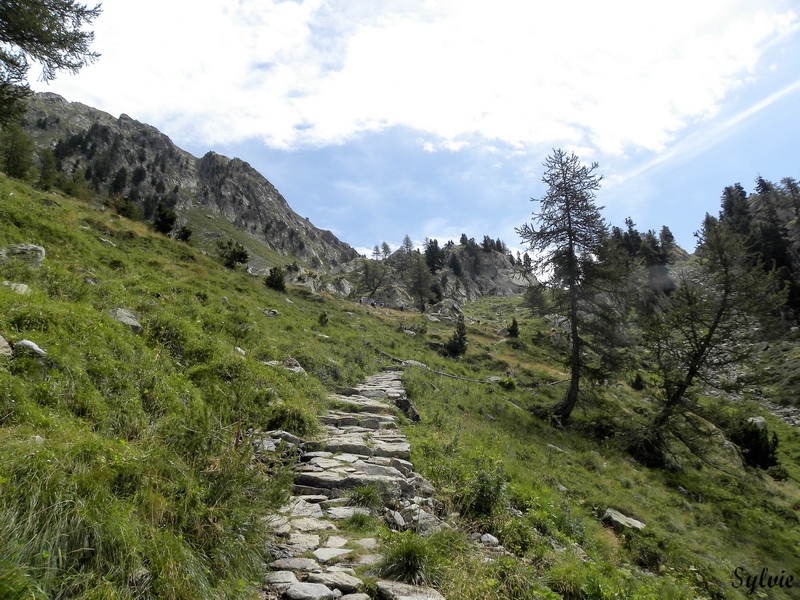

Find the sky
[[30, 0, 800, 256]]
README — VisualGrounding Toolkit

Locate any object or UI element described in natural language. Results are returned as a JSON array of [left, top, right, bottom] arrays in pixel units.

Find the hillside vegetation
[[2, 175, 800, 600]]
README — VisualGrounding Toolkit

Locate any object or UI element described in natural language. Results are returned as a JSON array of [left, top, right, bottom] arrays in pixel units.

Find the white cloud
[[34, 0, 797, 157]]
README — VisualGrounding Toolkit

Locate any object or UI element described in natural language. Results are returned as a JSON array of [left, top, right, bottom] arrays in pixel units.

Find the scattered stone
[[312, 547, 351, 563], [325, 536, 349, 548], [602, 508, 645, 531], [326, 506, 370, 520], [269, 558, 322, 573], [264, 570, 299, 590], [375, 579, 446, 600], [109, 308, 143, 334], [264, 308, 282, 317], [14, 339, 47, 356], [291, 518, 339, 532], [284, 533, 320, 553], [1, 281, 31, 295], [284, 582, 336, 600], [0, 335, 11, 357], [307, 571, 362, 593], [98, 236, 117, 247], [480, 533, 500, 546], [0, 244, 45, 266], [747, 416, 768, 430], [354, 538, 379, 551]]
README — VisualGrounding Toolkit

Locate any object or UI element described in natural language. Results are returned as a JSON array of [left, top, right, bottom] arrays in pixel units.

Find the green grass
[[2, 174, 800, 599]]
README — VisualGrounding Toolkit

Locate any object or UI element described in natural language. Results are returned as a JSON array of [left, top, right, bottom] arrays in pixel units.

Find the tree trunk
[[554, 282, 581, 421]]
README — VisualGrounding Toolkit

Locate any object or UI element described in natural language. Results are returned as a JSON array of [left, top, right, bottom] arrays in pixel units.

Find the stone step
[[263, 369, 448, 600]]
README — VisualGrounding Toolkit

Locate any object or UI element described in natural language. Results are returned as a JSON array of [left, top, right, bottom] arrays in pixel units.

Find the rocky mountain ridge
[[22, 92, 359, 269]]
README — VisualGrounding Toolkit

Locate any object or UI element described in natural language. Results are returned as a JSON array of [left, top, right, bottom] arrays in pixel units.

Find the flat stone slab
[[340, 594, 371, 600], [325, 535, 350, 548], [324, 439, 373, 457], [354, 537, 379, 551], [291, 518, 339, 532], [286, 498, 325, 518], [307, 571, 363, 593], [264, 570, 298, 589], [375, 580, 446, 600], [284, 582, 336, 600], [326, 506, 371, 520], [269, 557, 322, 573], [312, 547, 352, 563], [371, 442, 411, 459], [284, 533, 320, 553], [296, 471, 348, 489]]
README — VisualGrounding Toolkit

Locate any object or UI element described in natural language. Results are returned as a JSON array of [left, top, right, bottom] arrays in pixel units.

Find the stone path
[[256, 368, 446, 600]]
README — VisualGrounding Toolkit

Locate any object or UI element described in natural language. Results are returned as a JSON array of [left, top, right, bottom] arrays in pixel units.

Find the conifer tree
[[517, 148, 606, 422], [0, 0, 101, 124]]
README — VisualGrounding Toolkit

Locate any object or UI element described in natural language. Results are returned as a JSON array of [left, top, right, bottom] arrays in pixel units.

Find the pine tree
[[634, 215, 784, 466], [516, 148, 606, 422], [444, 316, 468, 357], [0, 0, 101, 124], [152, 202, 177, 235]]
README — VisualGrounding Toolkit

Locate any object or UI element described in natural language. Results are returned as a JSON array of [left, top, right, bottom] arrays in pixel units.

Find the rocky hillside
[[21, 92, 359, 268]]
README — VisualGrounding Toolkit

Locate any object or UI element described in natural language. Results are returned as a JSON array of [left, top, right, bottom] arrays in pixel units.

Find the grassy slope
[[1, 175, 799, 600]]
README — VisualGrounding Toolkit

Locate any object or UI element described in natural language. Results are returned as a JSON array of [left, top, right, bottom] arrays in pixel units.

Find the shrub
[[264, 266, 286, 291], [727, 419, 780, 469], [347, 485, 383, 512], [631, 373, 645, 390], [216, 239, 249, 269], [377, 531, 455, 586], [444, 317, 468, 358], [152, 202, 176, 234], [174, 225, 192, 242], [508, 317, 519, 338], [457, 459, 507, 517]]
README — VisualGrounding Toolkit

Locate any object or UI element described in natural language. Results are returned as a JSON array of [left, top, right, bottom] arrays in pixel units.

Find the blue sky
[[31, 0, 800, 255]]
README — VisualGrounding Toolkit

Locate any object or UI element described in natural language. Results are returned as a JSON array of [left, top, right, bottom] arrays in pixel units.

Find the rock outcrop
[[22, 93, 359, 269]]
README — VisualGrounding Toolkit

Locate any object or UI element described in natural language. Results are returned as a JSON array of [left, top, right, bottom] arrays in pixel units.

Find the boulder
[[1, 281, 31, 295], [0, 244, 45, 266], [14, 339, 47, 356], [307, 571, 363, 594], [109, 308, 143, 334], [284, 582, 336, 600], [0, 335, 11, 357], [602, 508, 645, 531], [747, 416, 767, 430], [269, 557, 322, 573]]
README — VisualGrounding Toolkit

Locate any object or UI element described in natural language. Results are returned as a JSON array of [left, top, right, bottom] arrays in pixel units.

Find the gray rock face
[[24, 93, 358, 269], [0, 244, 45, 266]]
